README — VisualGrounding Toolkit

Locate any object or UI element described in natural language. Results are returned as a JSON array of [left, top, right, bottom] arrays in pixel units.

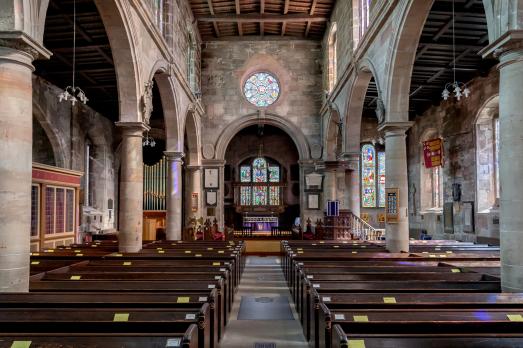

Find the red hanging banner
[[423, 138, 443, 168]]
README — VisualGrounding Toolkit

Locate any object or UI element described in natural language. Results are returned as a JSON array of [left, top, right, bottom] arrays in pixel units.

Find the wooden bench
[[0, 326, 199, 348], [322, 306, 523, 348], [332, 324, 523, 348], [309, 292, 523, 348], [0, 306, 211, 348]]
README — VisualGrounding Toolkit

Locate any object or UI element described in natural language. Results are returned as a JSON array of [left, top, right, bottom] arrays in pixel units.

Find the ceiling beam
[[235, 0, 242, 36], [260, 0, 265, 36], [281, 0, 290, 36], [305, 0, 318, 38], [206, 0, 220, 37], [196, 13, 328, 23], [49, 2, 113, 66]]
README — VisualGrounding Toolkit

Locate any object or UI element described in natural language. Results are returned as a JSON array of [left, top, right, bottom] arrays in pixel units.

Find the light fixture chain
[[452, 0, 456, 84], [73, 0, 76, 89]]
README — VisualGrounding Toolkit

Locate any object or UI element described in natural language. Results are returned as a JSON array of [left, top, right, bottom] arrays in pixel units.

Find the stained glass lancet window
[[240, 187, 252, 206], [361, 144, 376, 207], [253, 157, 268, 182], [378, 152, 386, 208], [240, 166, 251, 183], [238, 158, 281, 206], [253, 186, 268, 205], [268, 166, 280, 182], [243, 72, 280, 107]]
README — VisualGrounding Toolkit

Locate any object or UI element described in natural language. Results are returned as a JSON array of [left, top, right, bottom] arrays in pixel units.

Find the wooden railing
[[347, 212, 385, 241]]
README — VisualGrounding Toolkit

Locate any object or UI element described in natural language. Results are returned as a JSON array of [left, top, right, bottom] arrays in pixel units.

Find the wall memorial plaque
[[204, 168, 219, 189], [206, 191, 217, 206], [385, 188, 399, 223]]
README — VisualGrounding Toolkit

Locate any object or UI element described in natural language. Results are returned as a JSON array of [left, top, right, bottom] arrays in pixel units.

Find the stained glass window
[[253, 186, 267, 205], [241, 187, 252, 206], [269, 186, 280, 206], [239, 158, 282, 207], [243, 72, 280, 107], [253, 157, 268, 182], [361, 144, 376, 208], [240, 166, 251, 183], [378, 152, 386, 208], [268, 166, 280, 182]]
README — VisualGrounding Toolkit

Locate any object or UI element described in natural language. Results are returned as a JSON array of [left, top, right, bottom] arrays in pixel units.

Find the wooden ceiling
[[363, 0, 497, 120], [34, 0, 119, 121], [189, 0, 336, 40]]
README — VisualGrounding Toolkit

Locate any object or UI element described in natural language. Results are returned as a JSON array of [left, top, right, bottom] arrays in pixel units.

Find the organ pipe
[[143, 156, 167, 211]]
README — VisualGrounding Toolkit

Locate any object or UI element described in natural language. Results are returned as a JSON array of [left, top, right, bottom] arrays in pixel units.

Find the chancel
[[2, 0, 523, 347]]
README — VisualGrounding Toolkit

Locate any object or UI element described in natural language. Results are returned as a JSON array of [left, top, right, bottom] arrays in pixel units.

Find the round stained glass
[[243, 72, 280, 107]]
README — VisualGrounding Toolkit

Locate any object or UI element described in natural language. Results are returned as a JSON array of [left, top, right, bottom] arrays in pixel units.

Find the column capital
[[186, 164, 202, 171], [115, 121, 150, 136], [479, 30, 523, 60], [164, 151, 185, 162], [378, 121, 414, 135], [202, 159, 226, 167], [338, 151, 359, 162], [0, 32, 52, 60]]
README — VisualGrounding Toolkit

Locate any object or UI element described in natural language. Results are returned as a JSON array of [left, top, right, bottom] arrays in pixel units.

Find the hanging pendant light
[[142, 131, 156, 148], [441, 0, 470, 101], [58, 0, 88, 105]]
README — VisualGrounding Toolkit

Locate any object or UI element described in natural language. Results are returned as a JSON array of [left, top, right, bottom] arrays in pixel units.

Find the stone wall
[[407, 69, 500, 243], [200, 39, 323, 151], [32, 75, 118, 232], [322, 0, 354, 91], [171, 0, 201, 91]]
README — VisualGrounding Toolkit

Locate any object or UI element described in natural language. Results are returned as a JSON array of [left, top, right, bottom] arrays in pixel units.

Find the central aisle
[[219, 255, 308, 348]]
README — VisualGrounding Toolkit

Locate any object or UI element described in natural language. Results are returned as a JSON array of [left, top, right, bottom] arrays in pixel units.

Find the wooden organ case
[[31, 163, 82, 251]]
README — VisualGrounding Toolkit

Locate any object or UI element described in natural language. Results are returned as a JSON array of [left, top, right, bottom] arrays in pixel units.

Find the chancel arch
[[223, 124, 300, 235]]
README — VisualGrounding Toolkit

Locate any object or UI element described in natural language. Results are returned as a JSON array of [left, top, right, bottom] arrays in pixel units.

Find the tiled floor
[[219, 256, 308, 348]]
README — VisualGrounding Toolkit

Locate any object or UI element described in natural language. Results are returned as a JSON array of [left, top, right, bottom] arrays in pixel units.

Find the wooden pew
[[309, 292, 523, 348], [0, 325, 199, 348], [322, 305, 523, 348], [0, 306, 211, 348], [332, 324, 523, 348]]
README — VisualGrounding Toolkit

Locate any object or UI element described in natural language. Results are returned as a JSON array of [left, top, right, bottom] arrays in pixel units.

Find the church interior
[[1, 0, 523, 347]]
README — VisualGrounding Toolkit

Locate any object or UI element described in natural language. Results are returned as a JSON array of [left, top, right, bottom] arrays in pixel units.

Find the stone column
[[497, 44, 523, 292], [0, 46, 37, 292], [378, 122, 413, 253], [165, 152, 185, 240], [116, 122, 149, 252], [323, 169, 337, 203], [344, 153, 361, 217], [185, 165, 202, 223]]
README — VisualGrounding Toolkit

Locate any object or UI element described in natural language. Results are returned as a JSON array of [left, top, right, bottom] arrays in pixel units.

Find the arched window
[[353, 0, 371, 48], [476, 97, 500, 211], [150, 0, 164, 33], [420, 131, 443, 210], [187, 30, 197, 93], [328, 23, 337, 92], [361, 144, 385, 208], [239, 157, 281, 206]]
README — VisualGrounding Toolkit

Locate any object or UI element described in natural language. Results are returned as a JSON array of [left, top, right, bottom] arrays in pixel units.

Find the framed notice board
[[385, 188, 399, 223]]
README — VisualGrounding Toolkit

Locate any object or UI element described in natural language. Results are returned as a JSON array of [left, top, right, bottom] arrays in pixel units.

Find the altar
[[243, 216, 279, 233]]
